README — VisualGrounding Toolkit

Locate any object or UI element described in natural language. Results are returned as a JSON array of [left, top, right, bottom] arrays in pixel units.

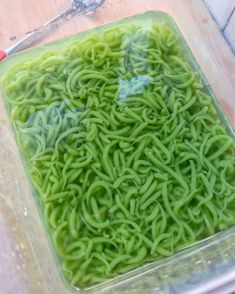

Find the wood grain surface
[[0, 1, 235, 293]]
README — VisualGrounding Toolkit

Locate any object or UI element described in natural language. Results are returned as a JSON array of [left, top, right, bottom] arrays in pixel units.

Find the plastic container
[[1, 1, 235, 293]]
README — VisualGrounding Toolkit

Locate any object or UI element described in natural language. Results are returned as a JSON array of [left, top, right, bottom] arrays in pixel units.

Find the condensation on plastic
[[1, 1, 235, 294]]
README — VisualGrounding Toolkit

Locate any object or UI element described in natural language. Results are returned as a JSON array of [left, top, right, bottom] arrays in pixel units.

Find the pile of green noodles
[[2, 22, 235, 287]]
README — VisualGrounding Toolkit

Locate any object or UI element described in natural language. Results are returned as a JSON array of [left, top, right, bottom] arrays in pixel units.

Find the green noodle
[[2, 21, 235, 288]]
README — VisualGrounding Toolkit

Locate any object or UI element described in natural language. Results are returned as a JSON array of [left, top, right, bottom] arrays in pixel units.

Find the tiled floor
[[203, 0, 235, 54]]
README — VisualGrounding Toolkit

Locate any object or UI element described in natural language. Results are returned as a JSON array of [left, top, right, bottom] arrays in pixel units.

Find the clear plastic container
[[1, 1, 235, 293]]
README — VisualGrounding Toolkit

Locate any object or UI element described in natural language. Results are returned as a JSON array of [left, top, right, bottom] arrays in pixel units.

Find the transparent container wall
[[1, 1, 235, 293]]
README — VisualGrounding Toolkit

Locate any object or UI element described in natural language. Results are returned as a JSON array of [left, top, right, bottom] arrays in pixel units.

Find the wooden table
[[1, 1, 235, 293]]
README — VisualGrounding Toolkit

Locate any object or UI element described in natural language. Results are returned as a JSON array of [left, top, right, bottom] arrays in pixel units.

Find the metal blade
[[5, 0, 105, 56]]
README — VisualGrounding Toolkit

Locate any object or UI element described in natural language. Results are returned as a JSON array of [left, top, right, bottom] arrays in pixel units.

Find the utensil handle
[[0, 50, 7, 61]]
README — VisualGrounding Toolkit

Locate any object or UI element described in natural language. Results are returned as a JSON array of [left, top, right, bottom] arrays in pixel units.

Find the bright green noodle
[[2, 21, 235, 288]]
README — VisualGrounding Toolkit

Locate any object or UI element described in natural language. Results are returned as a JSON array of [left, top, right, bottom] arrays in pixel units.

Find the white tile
[[204, 0, 235, 29], [224, 10, 235, 53]]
